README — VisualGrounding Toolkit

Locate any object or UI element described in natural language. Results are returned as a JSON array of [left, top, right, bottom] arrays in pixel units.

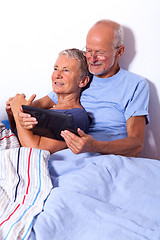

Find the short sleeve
[[124, 79, 149, 124], [48, 91, 58, 104]]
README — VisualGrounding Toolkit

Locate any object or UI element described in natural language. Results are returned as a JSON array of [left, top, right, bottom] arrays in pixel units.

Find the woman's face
[[52, 55, 81, 95]]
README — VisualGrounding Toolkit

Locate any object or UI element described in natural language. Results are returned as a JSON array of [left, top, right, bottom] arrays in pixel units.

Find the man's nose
[[89, 54, 98, 62]]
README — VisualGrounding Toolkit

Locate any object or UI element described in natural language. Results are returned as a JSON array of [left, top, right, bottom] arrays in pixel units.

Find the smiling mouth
[[54, 81, 64, 86], [90, 64, 101, 68], [89, 61, 102, 67]]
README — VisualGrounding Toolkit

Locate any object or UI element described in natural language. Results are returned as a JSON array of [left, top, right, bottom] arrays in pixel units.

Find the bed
[[1, 120, 160, 239], [0, 147, 52, 240]]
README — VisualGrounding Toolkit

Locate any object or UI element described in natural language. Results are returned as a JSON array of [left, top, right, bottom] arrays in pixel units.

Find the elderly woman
[[8, 48, 91, 154]]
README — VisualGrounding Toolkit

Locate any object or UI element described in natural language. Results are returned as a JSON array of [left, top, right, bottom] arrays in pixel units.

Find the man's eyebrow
[[63, 66, 70, 69]]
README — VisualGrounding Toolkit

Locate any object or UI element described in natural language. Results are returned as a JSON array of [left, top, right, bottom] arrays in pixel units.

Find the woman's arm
[[18, 95, 55, 130], [6, 97, 16, 131], [10, 94, 67, 154]]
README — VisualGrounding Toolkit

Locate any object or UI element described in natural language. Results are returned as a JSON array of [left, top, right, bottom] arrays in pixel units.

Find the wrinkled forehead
[[86, 25, 114, 50]]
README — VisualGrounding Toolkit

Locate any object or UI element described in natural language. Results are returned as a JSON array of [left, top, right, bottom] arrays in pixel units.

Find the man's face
[[86, 25, 118, 78]]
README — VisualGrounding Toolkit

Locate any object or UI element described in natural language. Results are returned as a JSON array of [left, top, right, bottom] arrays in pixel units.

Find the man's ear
[[116, 45, 125, 57], [79, 76, 90, 88]]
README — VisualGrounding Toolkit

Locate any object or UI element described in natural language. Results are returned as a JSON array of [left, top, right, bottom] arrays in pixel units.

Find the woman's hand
[[10, 93, 36, 118], [10, 94, 27, 113], [18, 109, 38, 129], [6, 97, 14, 119]]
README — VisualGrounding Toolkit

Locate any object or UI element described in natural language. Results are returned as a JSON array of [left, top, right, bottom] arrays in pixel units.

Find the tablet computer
[[22, 105, 77, 141]]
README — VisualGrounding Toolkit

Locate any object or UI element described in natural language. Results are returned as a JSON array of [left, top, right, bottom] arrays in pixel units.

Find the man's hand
[[61, 116, 146, 157], [61, 128, 96, 154]]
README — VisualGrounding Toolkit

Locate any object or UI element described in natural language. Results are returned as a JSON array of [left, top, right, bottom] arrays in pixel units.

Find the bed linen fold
[[0, 147, 52, 240], [29, 150, 160, 240]]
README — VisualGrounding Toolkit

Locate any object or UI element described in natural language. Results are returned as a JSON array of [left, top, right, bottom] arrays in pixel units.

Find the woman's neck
[[52, 94, 82, 110]]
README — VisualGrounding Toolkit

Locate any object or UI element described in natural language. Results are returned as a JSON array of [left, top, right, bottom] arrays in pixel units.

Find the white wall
[[0, 0, 160, 159]]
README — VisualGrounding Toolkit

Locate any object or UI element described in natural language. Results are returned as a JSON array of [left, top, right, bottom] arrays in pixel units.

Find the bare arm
[[15, 118, 67, 154], [18, 95, 55, 130], [15, 117, 67, 154], [6, 94, 37, 131], [6, 97, 16, 131], [61, 116, 146, 157], [31, 95, 55, 108], [10, 94, 67, 154]]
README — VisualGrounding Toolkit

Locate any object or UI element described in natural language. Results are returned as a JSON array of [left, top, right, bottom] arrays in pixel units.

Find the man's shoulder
[[121, 68, 147, 83], [120, 69, 149, 96]]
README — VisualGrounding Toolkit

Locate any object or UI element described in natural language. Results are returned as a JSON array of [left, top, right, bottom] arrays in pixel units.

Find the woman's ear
[[79, 76, 90, 88]]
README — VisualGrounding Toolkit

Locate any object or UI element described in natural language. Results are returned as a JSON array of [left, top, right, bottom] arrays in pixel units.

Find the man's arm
[[61, 116, 146, 157], [31, 95, 55, 108]]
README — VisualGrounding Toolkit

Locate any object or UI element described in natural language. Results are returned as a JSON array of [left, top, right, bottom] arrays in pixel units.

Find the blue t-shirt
[[48, 68, 149, 141]]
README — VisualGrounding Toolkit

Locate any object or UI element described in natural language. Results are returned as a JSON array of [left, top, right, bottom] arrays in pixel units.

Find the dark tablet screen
[[22, 105, 77, 141]]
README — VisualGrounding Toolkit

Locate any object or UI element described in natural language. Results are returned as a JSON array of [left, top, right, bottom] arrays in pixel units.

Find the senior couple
[[7, 19, 149, 157]]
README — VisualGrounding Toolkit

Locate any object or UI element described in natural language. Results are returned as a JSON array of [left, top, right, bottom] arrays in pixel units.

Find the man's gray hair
[[113, 24, 124, 48], [94, 20, 124, 48], [59, 48, 90, 78]]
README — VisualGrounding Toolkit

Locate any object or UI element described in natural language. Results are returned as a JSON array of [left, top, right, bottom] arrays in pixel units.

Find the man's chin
[[89, 68, 106, 76], [89, 67, 102, 75]]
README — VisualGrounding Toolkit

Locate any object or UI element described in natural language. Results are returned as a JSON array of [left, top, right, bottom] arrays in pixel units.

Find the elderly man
[[13, 20, 149, 157]]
